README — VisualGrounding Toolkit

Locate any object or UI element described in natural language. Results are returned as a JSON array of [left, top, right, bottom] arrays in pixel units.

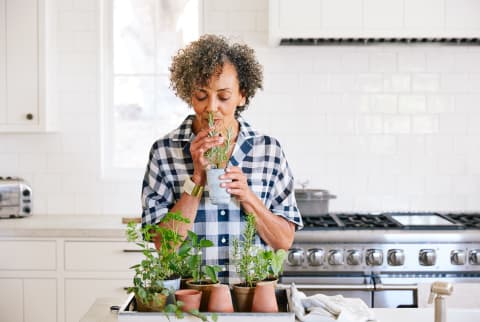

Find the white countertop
[[0, 214, 131, 238], [80, 298, 480, 322]]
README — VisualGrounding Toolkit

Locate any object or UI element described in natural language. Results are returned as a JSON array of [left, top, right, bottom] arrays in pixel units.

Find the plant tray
[[117, 286, 295, 322]]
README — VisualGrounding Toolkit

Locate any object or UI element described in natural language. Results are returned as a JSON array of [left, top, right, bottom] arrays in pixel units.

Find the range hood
[[269, 0, 480, 46]]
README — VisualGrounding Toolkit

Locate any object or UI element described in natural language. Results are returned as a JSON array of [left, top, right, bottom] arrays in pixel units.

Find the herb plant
[[185, 230, 222, 284], [204, 111, 233, 169], [126, 211, 189, 307], [232, 213, 288, 287]]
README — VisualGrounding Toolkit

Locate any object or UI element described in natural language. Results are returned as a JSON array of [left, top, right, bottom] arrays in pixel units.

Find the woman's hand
[[189, 128, 224, 185], [221, 166, 256, 203]]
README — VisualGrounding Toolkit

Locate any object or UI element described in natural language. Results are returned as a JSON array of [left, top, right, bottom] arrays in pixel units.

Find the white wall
[[1, 0, 479, 215]]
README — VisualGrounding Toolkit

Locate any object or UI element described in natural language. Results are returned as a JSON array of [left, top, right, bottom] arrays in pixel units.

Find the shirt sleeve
[[270, 142, 304, 230], [141, 142, 174, 226]]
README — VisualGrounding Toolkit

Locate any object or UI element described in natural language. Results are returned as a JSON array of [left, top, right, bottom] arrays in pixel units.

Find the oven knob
[[327, 249, 344, 265], [387, 249, 405, 266], [307, 248, 325, 266], [287, 248, 305, 266], [366, 249, 383, 266], [346, 250, 362, 265], [419, 249, 436, 266], [450, 250, 466, 265], [469, 250, 480, 265]]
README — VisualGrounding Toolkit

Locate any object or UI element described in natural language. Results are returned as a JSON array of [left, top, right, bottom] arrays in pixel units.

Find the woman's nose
[[206, 97, 218, 112]]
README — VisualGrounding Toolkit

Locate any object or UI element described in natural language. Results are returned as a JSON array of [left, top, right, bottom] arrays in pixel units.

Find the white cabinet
[[269, 0, 480, 45], [65, 279, 130, 322], [0, 237, 141, 322], [63, 240, 141, 322], [0, 0, 57, 132]]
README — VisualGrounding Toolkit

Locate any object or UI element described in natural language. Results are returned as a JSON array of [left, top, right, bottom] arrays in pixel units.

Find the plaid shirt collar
[[171, 114, 259, 142]]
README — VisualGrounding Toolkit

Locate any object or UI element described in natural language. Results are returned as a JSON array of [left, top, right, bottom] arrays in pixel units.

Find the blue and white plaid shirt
[[141, 115, 303, 284]]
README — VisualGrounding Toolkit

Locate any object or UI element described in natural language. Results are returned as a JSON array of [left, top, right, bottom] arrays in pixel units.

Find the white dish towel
[[289, 283, 377, 322]]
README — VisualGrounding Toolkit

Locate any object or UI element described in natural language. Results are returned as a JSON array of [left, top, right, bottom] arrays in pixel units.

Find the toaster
[[0, 177, 33, 218]]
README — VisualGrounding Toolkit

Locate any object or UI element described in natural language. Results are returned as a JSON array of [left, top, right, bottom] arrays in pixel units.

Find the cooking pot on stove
[[295, 189, 336, 215]]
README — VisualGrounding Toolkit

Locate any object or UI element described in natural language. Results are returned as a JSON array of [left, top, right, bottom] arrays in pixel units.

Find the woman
[[141, 34, 302, 283]]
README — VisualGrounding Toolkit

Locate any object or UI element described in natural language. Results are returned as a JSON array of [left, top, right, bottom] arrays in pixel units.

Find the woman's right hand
[[189, 127, 224, 186]]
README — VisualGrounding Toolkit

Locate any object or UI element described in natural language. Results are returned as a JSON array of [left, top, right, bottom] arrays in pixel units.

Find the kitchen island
[[80, 297, 480, 322]]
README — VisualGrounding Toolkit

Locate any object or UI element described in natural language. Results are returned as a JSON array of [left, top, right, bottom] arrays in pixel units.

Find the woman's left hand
[[220, 166, 255, 203]]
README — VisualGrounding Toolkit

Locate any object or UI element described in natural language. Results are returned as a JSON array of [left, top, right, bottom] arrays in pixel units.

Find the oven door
[[373, 273, 480, 309], [372, 275, 418, 308], [281, 275, 374, 307]]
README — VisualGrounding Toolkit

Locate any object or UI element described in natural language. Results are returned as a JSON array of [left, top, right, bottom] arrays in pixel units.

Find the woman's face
[[191, 62, 246, 132]]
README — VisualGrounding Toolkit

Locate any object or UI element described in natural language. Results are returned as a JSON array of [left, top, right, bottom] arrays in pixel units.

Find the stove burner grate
[[302, 214, 340, 228], [336, 214, 401, 229], [444, 214, 480, 228]]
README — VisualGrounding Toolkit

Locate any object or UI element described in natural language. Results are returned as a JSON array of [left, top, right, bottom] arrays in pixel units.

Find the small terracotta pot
[[185, 279, 219, 312], [251, 281, 278, 313], [207, 284, 234, 313], [232, 284, 255, 312], [175, 289, 202, 312]]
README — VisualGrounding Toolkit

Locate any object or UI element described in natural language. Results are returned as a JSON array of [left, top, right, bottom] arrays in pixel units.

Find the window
[[102, 0, 201, 179]]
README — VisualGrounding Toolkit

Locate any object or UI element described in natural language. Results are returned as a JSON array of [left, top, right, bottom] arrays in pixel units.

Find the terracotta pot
[[185, 279, 219, 312], [252, 281, 278, 313], [207, 284, 234, 313], [180, 277, 192, 289], [175, 289, 202, 312], [232, 283, 255, 312], [135, 292, 167, 312]]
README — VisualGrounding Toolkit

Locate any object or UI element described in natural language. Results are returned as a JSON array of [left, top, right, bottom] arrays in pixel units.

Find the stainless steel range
[[281, 212, 480, 308]]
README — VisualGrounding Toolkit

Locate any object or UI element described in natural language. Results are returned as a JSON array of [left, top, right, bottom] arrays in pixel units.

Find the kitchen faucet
[[428, 281, 453, 322]]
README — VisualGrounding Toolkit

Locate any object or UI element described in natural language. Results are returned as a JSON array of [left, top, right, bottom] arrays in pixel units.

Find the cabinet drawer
[[64, 241, 144, 271], [0, 241, 56, 270]]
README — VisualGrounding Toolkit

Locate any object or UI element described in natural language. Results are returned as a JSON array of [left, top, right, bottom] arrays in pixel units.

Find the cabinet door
[[6, 0, 38, 125], [24, 279, 57, 322], [0, 279, 24, 322], [0, 0, 6, 124], [65, 279, 130, 322]]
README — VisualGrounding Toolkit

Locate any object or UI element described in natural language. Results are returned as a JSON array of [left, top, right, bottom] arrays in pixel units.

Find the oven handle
[[293, 284, 374, 291], [375, 284, 418, 291]]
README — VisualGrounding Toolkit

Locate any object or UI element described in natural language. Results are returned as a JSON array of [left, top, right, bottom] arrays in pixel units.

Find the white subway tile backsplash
[[18, 154, 48, 172], [398, 95, 426, 113], [0, 154, 19, 173], [369, 52, 397, 73], [384, 116, 411, 134], [427, 95, 455, 113], [3, 0, 480, 214], [412, 115, 439, 134], [441, 74, 471, 93], [372, 94, 397, 114], [445, 0, 480, 29], [412, 74, 440, 92], [383, 74, 411, 92], [398, 52, 426, 72], [438, 114, 468, 134], [356, 74, 384, 92]]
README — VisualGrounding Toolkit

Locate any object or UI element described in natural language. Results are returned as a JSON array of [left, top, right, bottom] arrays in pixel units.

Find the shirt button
[[221, 238, 227, 244], [220, 210, 226, 216]]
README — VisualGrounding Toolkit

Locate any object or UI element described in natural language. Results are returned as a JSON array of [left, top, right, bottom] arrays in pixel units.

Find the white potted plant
[[204, 112, 233, 205]]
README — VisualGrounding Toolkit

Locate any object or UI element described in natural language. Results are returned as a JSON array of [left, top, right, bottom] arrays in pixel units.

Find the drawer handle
[[122, 249, 154, 253], [26, 113, 34, 120]]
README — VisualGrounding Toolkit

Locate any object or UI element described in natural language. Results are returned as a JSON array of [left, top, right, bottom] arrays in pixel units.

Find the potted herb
[[204, 111, 233, 205], [231, 213, 287, 312], [125, 211, 189, 312], [184, 230, 222, 311]]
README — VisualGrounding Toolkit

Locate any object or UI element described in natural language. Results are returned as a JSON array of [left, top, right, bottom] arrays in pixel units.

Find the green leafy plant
[[204, 111, 233, 169], [232, 213, 288, 287], [126, 211, 189, 308], [185, 230, 222, 284]]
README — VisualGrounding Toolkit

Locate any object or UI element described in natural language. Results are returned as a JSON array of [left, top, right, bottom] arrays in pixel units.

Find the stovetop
[[301, 212, 480, 230]]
